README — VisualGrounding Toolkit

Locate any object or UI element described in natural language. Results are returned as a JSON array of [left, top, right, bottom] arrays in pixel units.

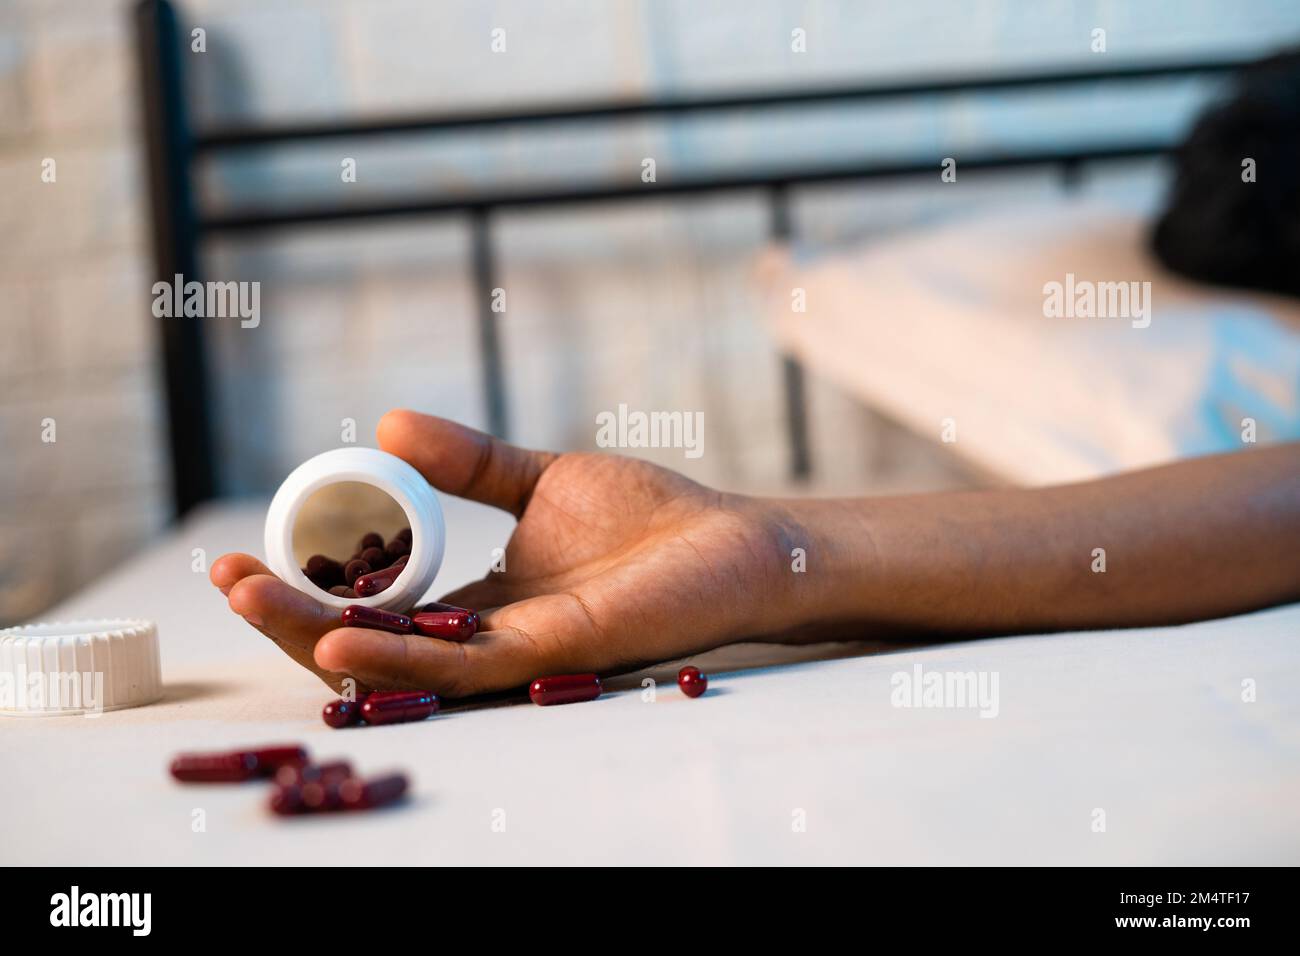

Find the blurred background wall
[[2, 0, 1299, 624]]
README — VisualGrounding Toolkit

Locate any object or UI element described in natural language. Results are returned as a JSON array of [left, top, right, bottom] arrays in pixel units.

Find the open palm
[[212, 410, 795, 697]]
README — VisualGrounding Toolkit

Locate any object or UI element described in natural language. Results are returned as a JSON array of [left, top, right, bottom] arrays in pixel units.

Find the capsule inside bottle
[[354, 555, 409, 597]]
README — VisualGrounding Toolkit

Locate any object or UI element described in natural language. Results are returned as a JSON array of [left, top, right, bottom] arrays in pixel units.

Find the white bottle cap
[[264, 447, 446, 613], [0, 619, 163, 716]]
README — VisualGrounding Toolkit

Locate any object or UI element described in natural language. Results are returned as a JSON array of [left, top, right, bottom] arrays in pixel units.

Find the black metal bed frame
[[135, 0, 1252, 519]]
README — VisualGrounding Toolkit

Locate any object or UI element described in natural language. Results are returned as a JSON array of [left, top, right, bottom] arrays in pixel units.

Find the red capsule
[[169, 745, 306, 782], [354, 555, 408, 597], [340, 773, 409, 810], [296, 781, 339, 812], [341, 604, 413, 634], [307, 553, 343, 576], [305, 554, 345, 588], [528, 673, 602, 706], [414, 600, 468, 614], [274, 760, 353, 787], [344, 558, 372, 586], [678, 665, 708, 698], [269, 784, 305, 816], [360, 690, 439, 725], [358, 531, 384, 552], [385, 537, 410, 562], [394, 527, 413, 545], [322, 694, 370, 728], [170, 751, 257, 783], [250, 745, 310, 773], [411, 608, 479, 642], [359, 546, 388, 569], [270, 780, 345, 815]]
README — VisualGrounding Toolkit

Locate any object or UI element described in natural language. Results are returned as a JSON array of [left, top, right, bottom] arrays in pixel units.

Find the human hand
[[211, 410, 810, 697]]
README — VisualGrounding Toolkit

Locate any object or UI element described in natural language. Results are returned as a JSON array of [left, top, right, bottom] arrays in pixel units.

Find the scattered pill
[[271, 772, 410, 815], [411, 608, 479, 642], [170, 742, 413, 818], [340, 773, 409, 810], [529, 673, 602, 706], [249, 747, 310, 778], [170, 745, 307, 782], [322, 695, 369, 728], [344, 558, 371, 586], [360, 690, 439, 725], [358, 531, 384, 552], [170, 751, 257, 783], [678, 665, 708, 698], [269, 784, 304, 816], [301, 778, 345, 812], [275, 760, 354, 787], [341, 604, 413, 634], [354, 555, 408, 597]]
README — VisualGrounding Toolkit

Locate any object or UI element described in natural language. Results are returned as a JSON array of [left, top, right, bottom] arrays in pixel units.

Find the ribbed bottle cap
[[0, 619, 162, 716]]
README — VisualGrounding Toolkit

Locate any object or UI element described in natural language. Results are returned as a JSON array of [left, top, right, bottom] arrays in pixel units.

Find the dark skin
[[212, 410, 1300, 698]]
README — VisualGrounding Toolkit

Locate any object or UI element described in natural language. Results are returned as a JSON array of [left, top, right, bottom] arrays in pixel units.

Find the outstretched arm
[[211, 412, 1300, 697], [782, 442, 1300, 639]]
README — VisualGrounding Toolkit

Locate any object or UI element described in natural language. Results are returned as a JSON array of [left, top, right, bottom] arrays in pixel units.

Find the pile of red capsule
[[169, 744, 409, 816], [304, 527, 412, 599]]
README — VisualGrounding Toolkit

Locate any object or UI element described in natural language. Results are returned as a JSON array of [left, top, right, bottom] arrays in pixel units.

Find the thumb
[[377, 410, 556, 517]]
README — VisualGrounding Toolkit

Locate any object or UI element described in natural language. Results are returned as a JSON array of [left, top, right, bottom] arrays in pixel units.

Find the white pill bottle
[[264, 447, 445, 613]]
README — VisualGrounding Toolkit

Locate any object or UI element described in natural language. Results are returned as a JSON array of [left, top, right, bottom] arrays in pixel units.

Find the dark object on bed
[[1152, 50, 1300, 297]]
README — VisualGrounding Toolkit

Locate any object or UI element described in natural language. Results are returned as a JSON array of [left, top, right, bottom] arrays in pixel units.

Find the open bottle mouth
[[264, 448, 446, 614], [291, 480, 414, 601]]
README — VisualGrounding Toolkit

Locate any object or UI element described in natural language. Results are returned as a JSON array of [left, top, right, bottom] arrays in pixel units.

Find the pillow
[[763, 200, 1300, 485]]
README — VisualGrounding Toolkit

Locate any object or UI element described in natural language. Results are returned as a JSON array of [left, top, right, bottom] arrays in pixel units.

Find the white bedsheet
[[2, 496, 1297, 865]]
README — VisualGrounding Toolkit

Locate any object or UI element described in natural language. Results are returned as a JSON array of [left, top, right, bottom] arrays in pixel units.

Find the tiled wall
[[3, 0, 1298, 624]]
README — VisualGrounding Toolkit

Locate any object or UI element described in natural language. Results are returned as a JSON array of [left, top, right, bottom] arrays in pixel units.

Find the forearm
[[774, 445, 1300, 638]]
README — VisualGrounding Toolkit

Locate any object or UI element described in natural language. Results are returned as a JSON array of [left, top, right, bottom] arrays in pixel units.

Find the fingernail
[[243, 613, 264, 628]]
